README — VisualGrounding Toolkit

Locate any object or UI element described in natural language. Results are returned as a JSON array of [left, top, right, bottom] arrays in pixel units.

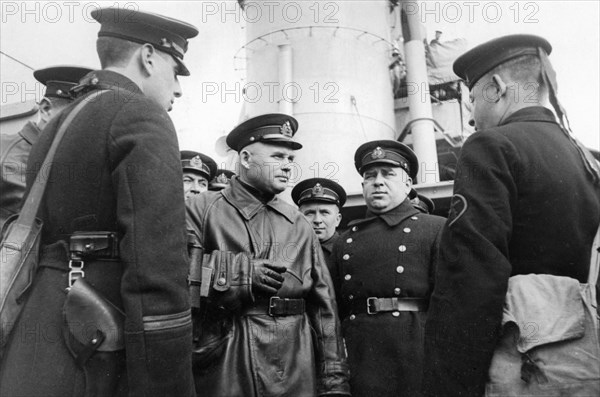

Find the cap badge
[[191, 155, 203, 168], [371, 147, 385, 160], [312, 183, 324, 196], [216, 173, 229, 184], [280, 121, 293, 137]]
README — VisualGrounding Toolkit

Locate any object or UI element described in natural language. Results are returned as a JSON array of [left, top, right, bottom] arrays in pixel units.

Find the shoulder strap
[[16, 90, 110, 228]]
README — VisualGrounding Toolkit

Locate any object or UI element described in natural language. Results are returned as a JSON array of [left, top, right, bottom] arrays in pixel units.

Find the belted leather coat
[[186, 177, 351, 397]]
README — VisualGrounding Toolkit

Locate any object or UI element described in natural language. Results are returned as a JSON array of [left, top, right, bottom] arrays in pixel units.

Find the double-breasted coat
[[423, 107, 600, 396], [0, 70, 195, 396], [186, 177, 350, 397], [0, 121, 41, 232], [329, 200, 445, 397]]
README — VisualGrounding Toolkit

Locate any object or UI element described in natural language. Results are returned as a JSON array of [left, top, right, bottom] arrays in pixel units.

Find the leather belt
[[242, 297, 306, 317], [350, 297, 428, 315], [38, 231, 120, 273]]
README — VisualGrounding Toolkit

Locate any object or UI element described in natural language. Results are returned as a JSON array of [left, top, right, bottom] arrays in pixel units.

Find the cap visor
[[262, 138, 303, 150], [173, 56, 190, 76]]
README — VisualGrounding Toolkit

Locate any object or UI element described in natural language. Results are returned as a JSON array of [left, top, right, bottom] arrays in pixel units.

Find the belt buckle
[[268, 296, 284, 317], [367, 297, 377, 315]]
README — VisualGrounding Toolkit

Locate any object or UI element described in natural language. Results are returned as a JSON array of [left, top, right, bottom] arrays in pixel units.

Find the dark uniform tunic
[[321, 231, 340, 270], [0, 71, 195, 396], [423, 107, 600, 396], [330, 200, 445, 397], [0, 121, 40, 232]]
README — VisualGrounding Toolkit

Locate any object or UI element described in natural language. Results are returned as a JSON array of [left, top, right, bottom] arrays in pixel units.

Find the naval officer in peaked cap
[[181, 150, 217, 199], [1, 65, 92, 233], [329, 140, 445, 397], [292, 178, 347, 269], [1, 7, 199, 396], [186, 113, 351, 396], [423, 34, 600, 396]]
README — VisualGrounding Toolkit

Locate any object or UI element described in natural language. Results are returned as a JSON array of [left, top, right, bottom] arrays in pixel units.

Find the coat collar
[[499, 106, 557, 126], [348, 199, 420, 227], [73, 70, 143, 98], [222, 177, 296, 224], [18, 121, 41, 146], [320, 232, 339, 254]]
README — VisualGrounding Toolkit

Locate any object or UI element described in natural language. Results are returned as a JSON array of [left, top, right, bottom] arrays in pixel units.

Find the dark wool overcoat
[[0, 70, 194, 396], [330, 200, 445, 397], [423, 107, 600, 396]]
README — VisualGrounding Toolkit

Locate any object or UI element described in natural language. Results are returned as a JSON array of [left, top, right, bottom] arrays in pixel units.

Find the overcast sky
[[1, 0, 598, 164]]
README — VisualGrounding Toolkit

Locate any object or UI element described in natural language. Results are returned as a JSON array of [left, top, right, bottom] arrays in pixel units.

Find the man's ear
[[492, 74, 507, 99], [239, 149, 251, 169], [38, 97, 53, 123], [139, 44, 156, 76], [335, 211, 342, 227]]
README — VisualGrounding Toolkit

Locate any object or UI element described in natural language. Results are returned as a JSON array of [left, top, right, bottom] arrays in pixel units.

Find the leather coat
[[0, 121, 40, 232], [186, 177, 351, 397]]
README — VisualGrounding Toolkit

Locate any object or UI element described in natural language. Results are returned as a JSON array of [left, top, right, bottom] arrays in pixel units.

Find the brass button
[[398, 245, 407, 252], [217, 277, 227, 286], [352, 226, 358, 232], [346, 238, 353, 244], [343, 254, 350, 260], [348, 294, 354, 300], [344, 274, 352, 281], [394, 287, 401, 295], [396, 266, 404, 274], [403, 227, 411, 233], [392, 311, 400, 317], [349, 314, 356, 320], [411, 216, 418, 220]]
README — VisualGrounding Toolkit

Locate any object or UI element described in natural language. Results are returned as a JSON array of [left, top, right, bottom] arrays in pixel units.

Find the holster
[[62, 277, 125, 397]]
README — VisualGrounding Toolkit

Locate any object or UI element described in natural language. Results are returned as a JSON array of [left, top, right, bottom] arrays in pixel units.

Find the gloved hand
[[251, 259, 287, 296]]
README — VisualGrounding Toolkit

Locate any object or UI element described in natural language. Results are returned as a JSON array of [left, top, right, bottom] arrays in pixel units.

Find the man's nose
[[174, 79, 182, 98], [280, 158, 292, 172]]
